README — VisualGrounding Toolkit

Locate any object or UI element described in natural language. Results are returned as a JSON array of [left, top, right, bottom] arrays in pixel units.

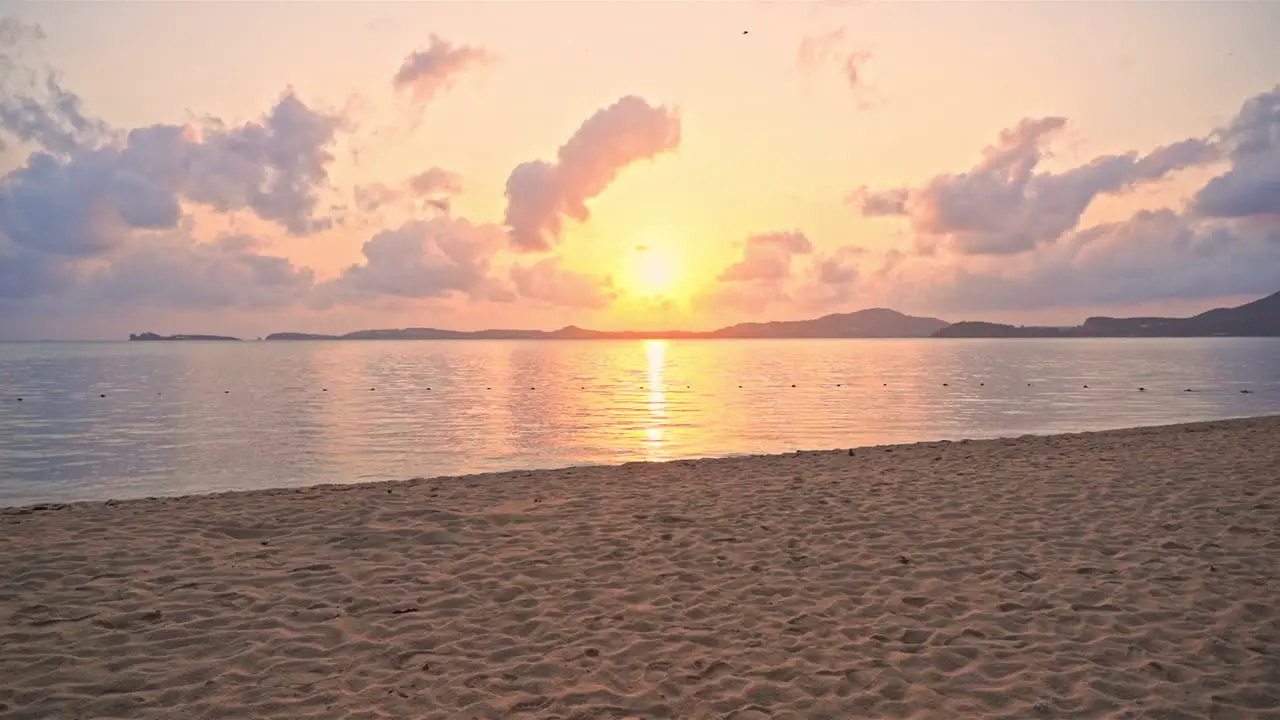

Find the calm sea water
[[1, 338, 1277, 506]]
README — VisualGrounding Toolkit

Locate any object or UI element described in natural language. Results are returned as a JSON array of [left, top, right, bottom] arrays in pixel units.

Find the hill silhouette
[[934, 291, 1280, 338], [264, 308, 950, 341]]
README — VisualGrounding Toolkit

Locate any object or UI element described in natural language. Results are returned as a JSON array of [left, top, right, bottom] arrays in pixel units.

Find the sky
[[0, 1, 1278, 340]]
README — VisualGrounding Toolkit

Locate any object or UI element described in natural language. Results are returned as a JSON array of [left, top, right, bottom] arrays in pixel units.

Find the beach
[[2, 416, 1277, 719]]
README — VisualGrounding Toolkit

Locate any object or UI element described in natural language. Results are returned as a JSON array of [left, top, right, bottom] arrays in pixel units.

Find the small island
[[128, 333, 241, 342]]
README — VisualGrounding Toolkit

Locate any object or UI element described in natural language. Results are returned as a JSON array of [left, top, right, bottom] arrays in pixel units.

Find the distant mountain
[[933, 291, 1280, 338], [265, 308, 951, 341], [705, 308, 949, 339], [128, 332, 241, 342]]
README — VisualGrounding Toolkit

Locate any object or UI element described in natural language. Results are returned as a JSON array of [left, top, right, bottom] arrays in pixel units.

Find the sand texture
[[2, 416, 1278, 719]]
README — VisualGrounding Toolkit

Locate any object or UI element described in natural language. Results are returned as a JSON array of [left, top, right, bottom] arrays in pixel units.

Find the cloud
[[317, 216, 511, 306], [694, 279, 791, 316], [88, 234, 315, 310], [798, 28, 847, 72], [392, 35, 492, 103], [509, 259, 616, 309], [717, 231, 813, 282], [0, 237, 70, 300], [0, 16, 45, 46], [1, 88, 345, 254], [1191, 85, 1280, 220], [151, 91, 345, 235], [503, 95, 681, 251], [851, 116, 1218, 255], [0, 17, 110, 154], [841, 51, 872, 89], [408, 167, 462, 196], [353, 182, 401, 213], [351, 166, 462, 214], [803, 245, 864, 308], [797, 27, 877, 106], [875, 209, 1280, 315], [0, 224, 315, 313], [693, 231, 817, 316], [0, 148, 179, 257]]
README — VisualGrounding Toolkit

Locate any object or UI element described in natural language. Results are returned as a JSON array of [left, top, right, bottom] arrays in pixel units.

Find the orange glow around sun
[[627, 244, 683, 299]]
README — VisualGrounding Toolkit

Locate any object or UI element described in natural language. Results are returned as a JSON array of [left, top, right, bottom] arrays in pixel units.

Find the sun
[[629, 246, 682, 297]]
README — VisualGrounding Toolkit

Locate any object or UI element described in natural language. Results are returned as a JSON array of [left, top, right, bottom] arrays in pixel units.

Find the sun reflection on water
[[644, 340, 667, 458]]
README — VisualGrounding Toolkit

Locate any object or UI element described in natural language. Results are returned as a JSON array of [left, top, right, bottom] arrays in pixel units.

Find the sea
[[1, 338, 1277, 506]]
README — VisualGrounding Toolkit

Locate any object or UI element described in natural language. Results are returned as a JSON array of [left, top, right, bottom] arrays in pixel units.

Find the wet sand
[[2, 416, 1278, 719]]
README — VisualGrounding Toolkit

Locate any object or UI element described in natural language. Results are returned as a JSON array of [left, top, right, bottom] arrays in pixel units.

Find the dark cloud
[[509, 259, 616, 309], [852, 116, 1218, 255], [1191, 85, 1280, 220], [504, 95, 681, 251], [317, 217, 510, 306], [717, 231, 812, 282], [392, 35, 492, 102]]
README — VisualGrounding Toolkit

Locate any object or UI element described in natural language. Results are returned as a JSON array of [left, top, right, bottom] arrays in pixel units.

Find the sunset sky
[[1, 1, 1278, 340]]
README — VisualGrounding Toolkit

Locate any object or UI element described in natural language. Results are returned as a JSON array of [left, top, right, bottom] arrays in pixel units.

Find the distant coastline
[[127, 290, 1279, 342], [128, 333, 241, 342], [933, 290, 1278, 338]]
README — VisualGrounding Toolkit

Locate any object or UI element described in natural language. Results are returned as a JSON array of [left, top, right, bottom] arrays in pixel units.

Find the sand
[[2, 417, 1278, 720]]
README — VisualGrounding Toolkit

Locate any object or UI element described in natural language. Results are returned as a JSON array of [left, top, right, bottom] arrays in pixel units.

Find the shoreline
[[2, 413, 1276, 512], [2, 415, 1277, 718]]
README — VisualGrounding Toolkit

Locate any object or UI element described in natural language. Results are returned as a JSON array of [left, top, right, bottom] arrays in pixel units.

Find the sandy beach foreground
[[2, 418, 1278, 719]]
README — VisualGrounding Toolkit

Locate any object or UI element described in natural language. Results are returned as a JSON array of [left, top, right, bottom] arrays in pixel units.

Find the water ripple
[[1, 338, 1278, 505]]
